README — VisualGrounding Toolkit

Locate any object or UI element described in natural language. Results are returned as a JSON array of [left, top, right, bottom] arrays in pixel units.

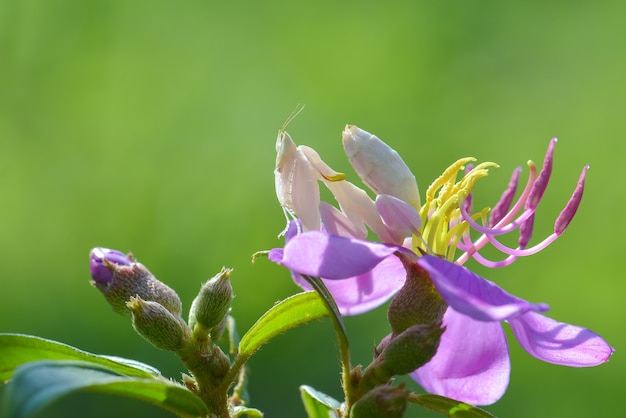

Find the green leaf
[[300, 385, 341, 418], [410, 394, 496, 417], [0, 333, 161, 381], [232, 405, 264, 417], [1, 360, 208, 418], [238, 291, 330, 361]]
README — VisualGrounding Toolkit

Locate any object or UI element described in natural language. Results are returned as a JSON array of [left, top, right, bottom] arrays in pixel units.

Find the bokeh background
[[1, 1, 624, 417]]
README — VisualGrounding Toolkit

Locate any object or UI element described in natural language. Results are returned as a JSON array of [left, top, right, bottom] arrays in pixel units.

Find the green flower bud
[[208, 344, 231, 383], [90, 248, 182, 318], [188, 267, 234, 333], [350, 384, 410, 418], [126, 296, 190, 351], [379, 323, 444, 376], [387, 252, 447, 335]]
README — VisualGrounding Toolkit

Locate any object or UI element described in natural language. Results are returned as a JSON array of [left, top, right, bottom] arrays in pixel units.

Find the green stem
[[176, 331, 231, 418], [301, 275, 354, 416]]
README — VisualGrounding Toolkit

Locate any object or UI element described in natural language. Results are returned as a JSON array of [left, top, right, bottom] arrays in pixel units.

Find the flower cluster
[[270, 125, 613, 405]]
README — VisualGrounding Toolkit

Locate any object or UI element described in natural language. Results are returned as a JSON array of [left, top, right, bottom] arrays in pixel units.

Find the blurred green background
[[1, 1, 624, 417]]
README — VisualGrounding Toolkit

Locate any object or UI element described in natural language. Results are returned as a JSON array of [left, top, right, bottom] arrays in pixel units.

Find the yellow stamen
[[425, 157, 476, 202], [417, 158, 499, 261]]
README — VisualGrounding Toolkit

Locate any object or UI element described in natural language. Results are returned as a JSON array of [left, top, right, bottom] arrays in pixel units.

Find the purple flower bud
[[554, 165, 588, 235], [90, 247, 132, 285], [89, 247, 182, 318], [527, 138, 556, 210]]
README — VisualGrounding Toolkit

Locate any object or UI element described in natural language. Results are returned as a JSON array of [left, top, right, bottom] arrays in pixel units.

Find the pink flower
[[270, 125, 613, 404]]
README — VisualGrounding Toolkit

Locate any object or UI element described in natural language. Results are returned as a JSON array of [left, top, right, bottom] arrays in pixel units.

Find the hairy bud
[[350, 384, 410, 418], [90, 247, 182, 318], [126, 296, 189, 351], [189, 267, 234, 333]]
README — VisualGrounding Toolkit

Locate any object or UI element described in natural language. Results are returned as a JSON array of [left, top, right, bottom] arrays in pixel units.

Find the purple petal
[[89, 247, 132, 284], [508, 311, 614, 367], [293, 255, 407, 316], [417, 255, 549, 321], [274, 231, 402, 280], [375, 194, 421, 244], [412, 309, 510, 405]]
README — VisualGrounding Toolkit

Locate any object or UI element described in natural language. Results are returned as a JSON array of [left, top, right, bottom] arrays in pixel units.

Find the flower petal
[[508, 311, 614, 367], [293, 255, 407, 315], [375, 194, 421, 244], [412, 309, 510, 405], [274, 231, 401, 280], [418, 255, 549, 321]]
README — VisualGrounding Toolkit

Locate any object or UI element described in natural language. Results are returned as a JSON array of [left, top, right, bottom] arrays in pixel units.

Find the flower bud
[[207, 344, 231, 383], [350, 384, 410, 418], [126, 296, 190, 351], [387, 253, 447, 335], [90, 247, 132, 284], [188, 267, 234, 333], [90, 247, 182, 318], [378, 323, 444, 376]]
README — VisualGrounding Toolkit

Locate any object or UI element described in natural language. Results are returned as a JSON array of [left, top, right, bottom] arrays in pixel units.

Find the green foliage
[[238, 291, 330, 362], [1, 1, 623, 416], [409, 394, 496, 418], [300, 385, 341, 418], [0, 334, 160, 381], [1, 360, 208, 418]]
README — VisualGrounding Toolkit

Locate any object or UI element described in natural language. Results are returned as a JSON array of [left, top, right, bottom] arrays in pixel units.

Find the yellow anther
[[456, 162, 499, 197], [426, 157, 476, 202]]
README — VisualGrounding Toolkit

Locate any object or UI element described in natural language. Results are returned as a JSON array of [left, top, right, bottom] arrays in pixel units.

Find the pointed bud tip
[[189, 267, 235, 331], [127, 296, 189, 351]]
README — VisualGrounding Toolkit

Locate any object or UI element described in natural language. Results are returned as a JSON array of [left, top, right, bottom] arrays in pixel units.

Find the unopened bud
[[126, 296, 190, 351], [89, 247, 182, 318], [350, 384, 410, 418], [208, 344, 231, 383], [189, 267, 234, 332], [379, 323, 444, 376]]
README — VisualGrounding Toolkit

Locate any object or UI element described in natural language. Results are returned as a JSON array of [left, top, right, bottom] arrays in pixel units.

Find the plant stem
[[301, 275, 354, 416], [176, 334, 231, 418]]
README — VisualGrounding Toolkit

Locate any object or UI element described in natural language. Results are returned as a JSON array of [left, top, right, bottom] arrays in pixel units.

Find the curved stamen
[[554, 165, 588, 235], [490, 167, 522, 226], [460, 203, 537, 237], [461, 233, 518, 268], [527, 138, 556, 210], [455, 162, 537, 265], [481, 231, 559, 257]]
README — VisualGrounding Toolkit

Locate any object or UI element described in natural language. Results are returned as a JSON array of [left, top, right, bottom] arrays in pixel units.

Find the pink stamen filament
[[461, 232, 518, 268], [455, 163, 537, 265]]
